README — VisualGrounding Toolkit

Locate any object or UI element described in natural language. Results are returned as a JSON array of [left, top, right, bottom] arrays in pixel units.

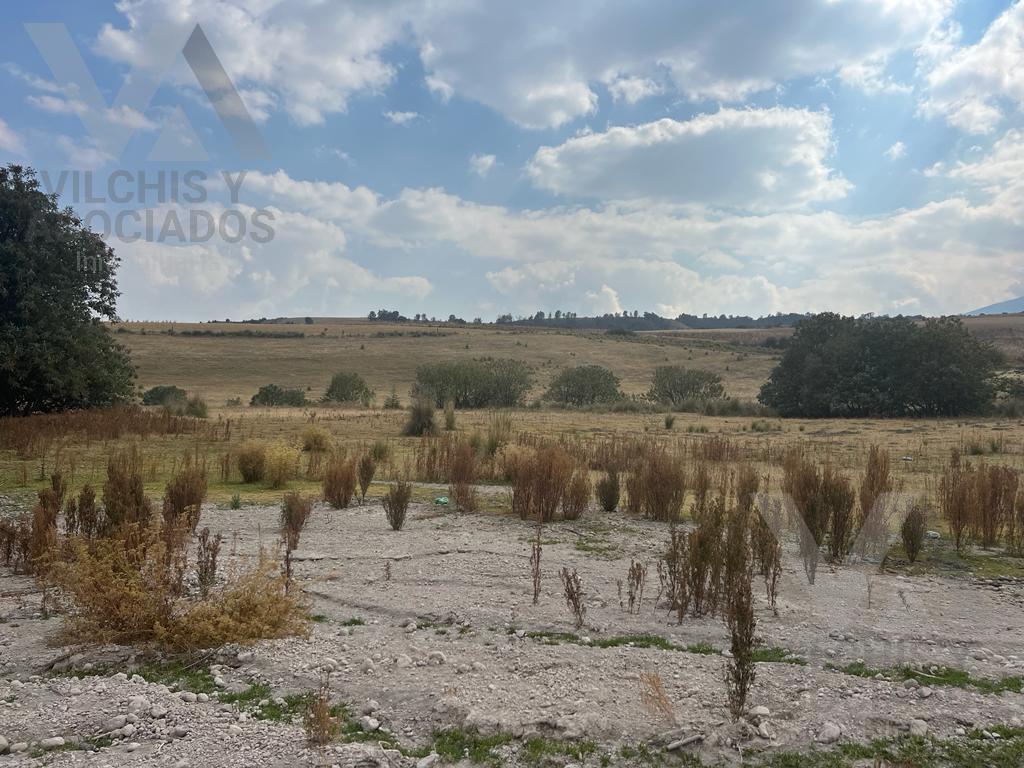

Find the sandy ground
[[2, 497, 1024, 767]]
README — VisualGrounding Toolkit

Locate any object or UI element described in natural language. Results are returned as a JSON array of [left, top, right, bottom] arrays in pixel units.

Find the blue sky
[[1, 0, 1022, 321]]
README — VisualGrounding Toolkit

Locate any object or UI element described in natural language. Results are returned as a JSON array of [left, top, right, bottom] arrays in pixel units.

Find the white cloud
[[885, 141, 907, 160], [0, 118, 25, 154], [585, 284, 623, 315], [526, 108, 850, 210], [920, 2, 1024, 134], [606, 76, 662, 104], [384, 110, 419, 125], [469, 153, 497, 177], [55, 135, 114, 168], [93, 0, 954, 130]]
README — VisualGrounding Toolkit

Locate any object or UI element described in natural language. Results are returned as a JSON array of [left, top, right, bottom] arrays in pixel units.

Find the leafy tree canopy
[[758, 314, 1002, 417], [323, 371, 374, 406], [250, 383, 307, 407], [649, 366, 726, 406], [544, 364, 623, 407], [0, 164, 135, 415]]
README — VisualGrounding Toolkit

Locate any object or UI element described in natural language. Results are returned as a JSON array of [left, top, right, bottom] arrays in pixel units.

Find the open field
[[3, 318, 1024, 766]]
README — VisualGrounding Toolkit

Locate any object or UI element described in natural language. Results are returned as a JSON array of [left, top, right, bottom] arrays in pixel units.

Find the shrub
[[280, 492, 313, 584], [357, 454, 376, 503], [664, 414, 675, 430], [403, 399, 437, 437], [484, 412, 514, 457], [973, 465, 1018, 549], [196, 527, 223, 598], [304, 674, 341, 746], [857, 445, 893, 559], [143, 385, 187, 407], [783, 450, 829, 584], [635, 447, 686, 522], [323, 372, 373, 406], [560, 567, 586, 629], [823, 465, 856, 563], [383, 479, 412, 531], [301, 426, 332, 453], [648, 366, 725, 407], [163, 458, 208, 533], [230, 492, 242, 510], [940, 450, 971, 554], [449, 440, 478, 512], [102, 447, 153, 533], [723, 506, 756, 721], [595, 470, 620, 512], [512, 445, 575, 522], [382, 387, 402, 410], [413, 359, 532, 408], [323, 454, 357, 508], [561, 469, 591, 521], [183, 396, 208, 418], [237, 441, 267, 483], [444, 399, 456, 431], [544, 365, 622, 407], [901, 500, 928, 564], [265, 445, 300, 489], [72, 485, 99, 538], [250, 384, 307, 407]]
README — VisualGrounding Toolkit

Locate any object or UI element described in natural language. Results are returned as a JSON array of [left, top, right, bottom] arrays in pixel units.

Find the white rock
[[359, 716, 380, 732], [362, 700, 380, 715], [149, 705, 168, 719], [170, 725, 189, 738], [11, 743, 29, 754], [903, 679, 920, 690], [0, 736, 7, 754], [228, 724, 243, 736], [396, 654, 413, 668], [817, 723, 842, 744], [126, 742, 141, 752], [361, 658, 375, 673], [428, 651, 447, 665], [39, 737, 65, 750], [197, 693, 210, 703], [416, 754, 440, 768], [101, 715, 128, 733], [918, 687, 933, 699], [910, 720, 929, 737], [749, 706, 770, 718], [179, 691, 198, 703], [236, 651, 255, 663]]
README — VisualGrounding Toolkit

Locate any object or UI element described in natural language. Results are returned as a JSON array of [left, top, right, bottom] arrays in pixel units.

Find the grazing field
[[2, 318, 1024, 766]]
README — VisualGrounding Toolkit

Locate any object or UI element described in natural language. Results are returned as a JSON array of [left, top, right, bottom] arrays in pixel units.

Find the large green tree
[[759, 313, 1002, 417], [0, 165, 135, 415]]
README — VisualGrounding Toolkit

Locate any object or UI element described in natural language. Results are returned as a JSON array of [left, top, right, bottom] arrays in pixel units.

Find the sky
[[0, 0, 1022, 322]]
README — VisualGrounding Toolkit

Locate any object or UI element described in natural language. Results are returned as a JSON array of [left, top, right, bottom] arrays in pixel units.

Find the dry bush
[[29, 492, 59, 575], [857, 445, 892, 557], [940, 450, 971, 554], [163, 457, 208, 533], [751, 511, 781, 617], [484, 412, 514, 457], [626, 559, 647, 614], [265, 445, 300, 490], [196, 527, 223, 598], [403, 398, 437, 437], [823, 465, 856, 563], [901, 500, 928, 564], [688, 498, 725, 617], [561, 468, 591, 521], [357, 454, 376, 503], [973, 465, 1018, 549], [723, 509, 756, 721], [413, 433, 455, 483], [1010, 487, 1024, 557], [449, 440, 479, 512], [49, 523, 186, 645], [301, 426, 331, 453], [280, 493, 313, 585], [783, 449, 828, 584], [102, 447, 153, 533], [443, 399, 456, 431], [511, 445, 574, 522], [304, 673, 340, 747], [323, 453, 357, 509], [74, 485, 99, 538], [636, 447, 685, 522], [659, 528, 689, 623], [624, 471, 643, 516], [638, 671, 676, 726], [560, 567, 586, 629], [691, 435, 740, 463], [170, 554, 309, 651], [0, 515, 31, 571], [595, 469, 620, 512], [383, 479, 413, 531], [236, 441, 267, 484]]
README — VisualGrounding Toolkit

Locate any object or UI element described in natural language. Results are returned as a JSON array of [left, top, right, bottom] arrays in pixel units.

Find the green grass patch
[[340, 617, 366, 626], [522, 736, 597, 765], [751, 646, 807, 665], [431, 727, 514, 767], [828, 661, 1023, 694], [133, 659, 217, 693]]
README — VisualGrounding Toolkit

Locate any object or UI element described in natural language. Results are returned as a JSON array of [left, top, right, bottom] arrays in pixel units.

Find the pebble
[[918, 686, 933, 699], [428, 651, 447, 665], [179, 691, 198, 703], [359, 716, 380, 732], [102, 715, 128, 733], [903, 679, 920, 690], [396, 654, 413, 668], [228, 724, 243, 736], [170, 725, 189, 738], [11, 743, 29, 753], [910, 720, 929, 737], [362, 700, 380, 715], [150, 705, 168, 719], [39, 737, 65, 750]]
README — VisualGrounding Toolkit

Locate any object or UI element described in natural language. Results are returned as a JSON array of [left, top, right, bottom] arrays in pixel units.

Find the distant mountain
[[968, 296, 1024, 316]]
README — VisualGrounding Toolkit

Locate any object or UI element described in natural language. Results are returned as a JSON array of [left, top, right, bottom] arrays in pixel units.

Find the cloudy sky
[[1, 0, 1023, 321]]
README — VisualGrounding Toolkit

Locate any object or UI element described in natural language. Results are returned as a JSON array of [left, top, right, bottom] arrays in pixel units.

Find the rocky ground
[[2, 496, 1024, 767]]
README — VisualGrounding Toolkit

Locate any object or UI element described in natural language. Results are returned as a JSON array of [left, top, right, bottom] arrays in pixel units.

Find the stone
[[359, 716, 380, 732], [749, 706, 770, 719], [126, 742, 141, 752], [179, 691, 198, 703], [228, 724, 243, 736], [150, 705, 168, 719], [101, 715, 128, 733], [903, 679, 920, 690], [11, 742, 29, 754], [197, 693, 210, 703], [39, 737, 65, 750], [910, 720, 929, 737], [757, 722, 772, 740], [0, 736, 7, 754], [170, 725, 189, 738], [817, 723, 842, 744], [918, 686, 933, 699], [428, 651, 447, 665], [416, 754, 440, 768], [361, 658, 375, 673], [396, 654, 413, 668], [362, 700, 380, 715], [236, 651, 255, 663]]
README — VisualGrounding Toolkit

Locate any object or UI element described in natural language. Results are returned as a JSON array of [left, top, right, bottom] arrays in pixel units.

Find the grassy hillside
[[114, 319, 782, 406]]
